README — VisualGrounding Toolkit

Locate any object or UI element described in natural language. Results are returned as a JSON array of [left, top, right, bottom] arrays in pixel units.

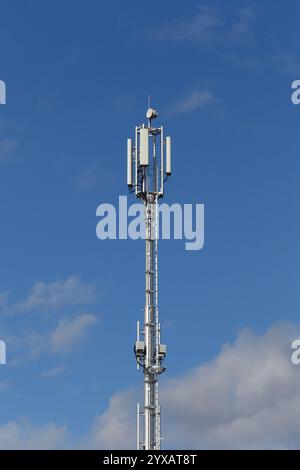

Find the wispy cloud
[[10, 313, 99, 360], [0, 139, 17, 160], [114, 95, 136, 110], [273, 53, 300, 75], [146, 5, 221, 42], [229, 6, 255, 37], [146, 5, 255, 46], [2, 275, 97, 314], [1, 276, 99, 366], [50, 313, 98, 354], [40, 365, 67, 379], [167, 88, 216, 116]]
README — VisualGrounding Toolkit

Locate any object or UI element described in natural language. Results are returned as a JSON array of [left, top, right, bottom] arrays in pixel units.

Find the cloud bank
[[1, 322, 300, 449]]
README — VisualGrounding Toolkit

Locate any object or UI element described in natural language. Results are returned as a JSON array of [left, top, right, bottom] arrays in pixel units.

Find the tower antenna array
[[127, 106, 172, 450]]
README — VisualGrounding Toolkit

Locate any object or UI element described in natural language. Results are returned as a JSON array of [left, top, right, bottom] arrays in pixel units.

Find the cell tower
[[127, 106, 171, 450]]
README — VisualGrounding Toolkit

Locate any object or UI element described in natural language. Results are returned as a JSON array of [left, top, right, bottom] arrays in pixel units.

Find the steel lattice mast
[[127, 107, 171, 450]]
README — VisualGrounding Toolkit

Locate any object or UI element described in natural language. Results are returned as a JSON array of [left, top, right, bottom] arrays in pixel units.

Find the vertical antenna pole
[[130, 106, 170, 450]]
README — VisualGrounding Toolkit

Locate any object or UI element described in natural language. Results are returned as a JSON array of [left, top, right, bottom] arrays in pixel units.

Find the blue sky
[[0, 0, 300, 449]]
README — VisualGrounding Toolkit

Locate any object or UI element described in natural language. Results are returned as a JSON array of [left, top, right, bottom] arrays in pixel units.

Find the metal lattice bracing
[[128, 107, 171, 450]]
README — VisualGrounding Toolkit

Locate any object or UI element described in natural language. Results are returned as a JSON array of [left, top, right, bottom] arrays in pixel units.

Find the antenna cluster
[[127, 108, 171, 198]]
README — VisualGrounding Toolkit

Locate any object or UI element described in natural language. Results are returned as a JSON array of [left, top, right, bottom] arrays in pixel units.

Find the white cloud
[[50, 313, 98, 354], [4, 275, 96, 314], [86, 322, 300, 450], [87, 389, 136, 450], [0, 419, 68, 450], [0, 391, 134, 450], [9, 313, 99, 360], [168, 89, 215, 115], [80, 322, 300, 450], [162, 322, 300, 449]]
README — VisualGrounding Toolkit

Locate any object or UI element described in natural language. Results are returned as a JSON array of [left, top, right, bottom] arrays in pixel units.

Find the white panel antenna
[[139, 128, 149, 166], [166, 136, 171, 175], [127, 138, 133, 186]]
